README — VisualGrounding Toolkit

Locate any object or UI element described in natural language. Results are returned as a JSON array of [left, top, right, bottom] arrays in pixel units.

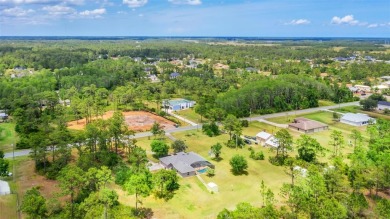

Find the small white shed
[[207, 182, 219, 193], [0, 180, 11, 195]]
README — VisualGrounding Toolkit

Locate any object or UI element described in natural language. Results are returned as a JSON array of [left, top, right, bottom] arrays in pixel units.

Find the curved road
[[4, 101, 359, 159]]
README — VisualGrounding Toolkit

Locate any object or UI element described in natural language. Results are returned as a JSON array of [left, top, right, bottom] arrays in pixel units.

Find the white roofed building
[[256, 131, 272, 146], [340, 113, 375, 126]]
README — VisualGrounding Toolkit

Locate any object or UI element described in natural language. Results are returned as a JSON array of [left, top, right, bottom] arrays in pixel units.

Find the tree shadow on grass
[[230, 169, 249, 176], [212, 157, 223, 162], [131, 207, 154, 219]]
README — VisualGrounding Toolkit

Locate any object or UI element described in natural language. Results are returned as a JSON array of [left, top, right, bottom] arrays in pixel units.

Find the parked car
[[244, 139, 252, 145]]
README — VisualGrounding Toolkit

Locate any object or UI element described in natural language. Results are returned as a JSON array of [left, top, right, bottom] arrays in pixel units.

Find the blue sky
[[0, 0, 389, 37]]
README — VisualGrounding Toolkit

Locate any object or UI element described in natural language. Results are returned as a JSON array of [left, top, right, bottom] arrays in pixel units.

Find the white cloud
[[331, 15, 359, 25], [168, 0, 201, 5], [1, 6, 34, 16], [42, 5, 76, 16], [367, 23, 378, 28], [123, 0, 147, 8], [285, 19, 310, 25], [79, 8, 106, 17]]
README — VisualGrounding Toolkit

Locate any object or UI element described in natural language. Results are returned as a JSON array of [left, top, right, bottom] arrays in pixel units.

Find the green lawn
[[127, 128, 290, 219], [0, 123, 18, 152], [0, 156, 30, 219], [318, 100, 336, 106], [174, 108, 206, 124]]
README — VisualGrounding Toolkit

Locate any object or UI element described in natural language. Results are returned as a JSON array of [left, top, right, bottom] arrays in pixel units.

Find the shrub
[[250, 150, 265, 160], [206, 168, 215, 177], [229, 155, 248, 174], [202, 122, 220, 137], [241, 120, 249, 127]]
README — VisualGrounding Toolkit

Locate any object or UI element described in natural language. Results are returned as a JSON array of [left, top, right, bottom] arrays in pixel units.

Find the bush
[[384, 108, 390, 115], [206, 168, 215, 177], [158, 111, 167, 117], [202, 122, 220, 137], [230, 155, 248, 174], [226, 137, 244, 148], [250, 150, 264, 160], [241, 120, 249, 127]]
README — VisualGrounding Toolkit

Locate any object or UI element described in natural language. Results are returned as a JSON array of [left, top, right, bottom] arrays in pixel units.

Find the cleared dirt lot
[[67, 111, 176, 132]]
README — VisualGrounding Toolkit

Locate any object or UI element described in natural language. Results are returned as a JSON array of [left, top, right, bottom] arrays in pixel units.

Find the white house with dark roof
[[159, 152, 214, 177], [340, 113, 375, 126], [378, 101, 390, 110]]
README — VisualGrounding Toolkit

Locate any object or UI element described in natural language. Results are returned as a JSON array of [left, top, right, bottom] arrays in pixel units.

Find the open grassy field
[[174, 108, 206, 123], [121, 126, 291, 219], [0, 123, 18, 152], [318, 100, 336, 106], [0, 156, 33, 219]]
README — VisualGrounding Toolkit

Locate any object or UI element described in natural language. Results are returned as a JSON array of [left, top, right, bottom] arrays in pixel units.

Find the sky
[[0, 0, 389, 37]]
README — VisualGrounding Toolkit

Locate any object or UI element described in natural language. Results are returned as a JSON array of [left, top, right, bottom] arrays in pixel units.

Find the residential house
[[159, 152, 214, 177], [354, 85, 371, 93], [340, 113, 375, 126], [169, 72, 180, 79], [163, 99, 196, 111], [0, 112, 8, 122], [265, 137, 279, 148], [380, 76, 390, 81], [378, 101, 390, 110], [288, 118, 329, 133], [256, 131, 272, 146], [245, 67, 258, 73]]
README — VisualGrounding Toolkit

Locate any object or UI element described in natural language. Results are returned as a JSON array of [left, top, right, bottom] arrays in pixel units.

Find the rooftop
[[256, 131, 272, 140], [289, 118, 328, 131], [378, 101, 390, 107], [341, 113, 373, 122], [159, 152, 213, 173], [265, 137, 278, 148], [165, 99, 194, 105]]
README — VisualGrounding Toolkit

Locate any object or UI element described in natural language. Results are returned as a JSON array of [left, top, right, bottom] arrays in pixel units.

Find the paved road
[[4, 101, 358, 159]]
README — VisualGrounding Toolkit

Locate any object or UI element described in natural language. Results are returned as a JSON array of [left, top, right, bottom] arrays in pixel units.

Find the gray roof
[[170, 72, 180, 77], [341, 113, 373, 122], [160, 152, 212, 173], [378, 101, 390, 107]]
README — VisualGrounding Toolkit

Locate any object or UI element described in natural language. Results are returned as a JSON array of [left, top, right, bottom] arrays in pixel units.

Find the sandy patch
[[67, 111, 176, 132]]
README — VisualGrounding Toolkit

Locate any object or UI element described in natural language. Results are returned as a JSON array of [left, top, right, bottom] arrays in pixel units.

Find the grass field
[[174, 108, 206, 123], [318, 100, 336, 106], [0, 123, 17, 152], [0, 156, 31, 219]]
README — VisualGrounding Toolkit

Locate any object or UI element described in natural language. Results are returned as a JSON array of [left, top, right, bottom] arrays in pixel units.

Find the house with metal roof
[[169, 72, 180, 79], [265, 137, 279, 148], [256, 131, 272, 146], [159, 152, 214, 177], [163, 99, 196, 111], [378, 101, 390, 110], [288, 118, 329, 133], [340, 113, 375, 126]]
